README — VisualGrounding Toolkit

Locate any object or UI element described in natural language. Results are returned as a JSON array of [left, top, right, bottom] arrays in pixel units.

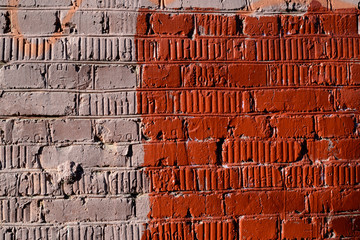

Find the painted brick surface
[[1, 0, 360, 239]]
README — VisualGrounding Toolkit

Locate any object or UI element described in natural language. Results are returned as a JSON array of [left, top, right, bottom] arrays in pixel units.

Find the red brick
[[225, 191, 305, 216], [308, 139, 360, 161], [225, 192, 262, 216], [240, 217, 278, 240], [271, 116, 314, 138], [229, 116, 272, 138], [228, 64, 267, 87], [173, 194, 206, 218], [143, 65, 181, 88], [136, 11, 150, 35], [282, 218, 322, 239], [144, 141, 217, 166], [316, 115, 355, 137], [244, 16, 279, 36], [332, 189, 360, 213], [255, 89, 333, 112], [142, 117, 185, 141], [186, 141, 218, 165], [245, 39, 256, 60], [354, 217, 360, 233], [350, 64, 360, 85], [205, 194, 223, 216], [308, 190, 332, 213], [329, 216, 353, 237], [309, 189, 360, 213], [187, 117, 229, 140], [150, 13, 194, 36], [150, 194, 174, 218], [194, 220, 237, 240], [196, 14, 239, 36], [320, 14, 357, 35], [281, 15, 321, 35], [183, 64, 228, 87], [339, 89, 360, 110]]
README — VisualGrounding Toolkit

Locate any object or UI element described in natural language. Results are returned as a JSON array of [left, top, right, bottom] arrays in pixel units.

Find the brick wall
[[0, 0, 360, 239]]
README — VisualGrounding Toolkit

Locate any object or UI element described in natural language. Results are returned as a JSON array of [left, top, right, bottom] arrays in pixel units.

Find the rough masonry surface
[[0, 0, 359, 239]]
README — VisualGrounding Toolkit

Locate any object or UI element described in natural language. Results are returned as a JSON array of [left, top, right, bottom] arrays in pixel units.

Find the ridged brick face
[[1, 0, 360, 239]]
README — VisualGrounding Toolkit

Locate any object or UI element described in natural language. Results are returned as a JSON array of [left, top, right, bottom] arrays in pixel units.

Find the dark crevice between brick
[[285, 0, 297, 12], [54, 11, 63, 33], [216, 138, 225, 165], [296, 140, 309, 162], [145, 13, 154, 35], [235, 16, 243, 35], [34, 146, 45, 169], [101, 12, 109, 34], [3, 11, 11, 34]]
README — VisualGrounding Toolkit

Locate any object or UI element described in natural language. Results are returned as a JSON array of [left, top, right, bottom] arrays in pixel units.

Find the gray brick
[[63, 11, 104, 34], [49, 119, 93, 143], [0, 145, 42, 169], [16, 11, 58, 35], [0, 0, 71, 6], [0, 11, 9, 34], [0, 173, 17, 196], [0, 92, 76, 116], [0, 64, 46, 89], [165, 0, 257, 9], [43, 198, 133, 222], [35, 0, 73, 7], [0, 224, 147, 239], [39, 144, 132, 168], [222, 0, 247, 9], [135, 194, 150, 219], [0, 198, 39, 222], [181, 0, 222, 9], [81, 0, 158, 8], [0, 120, 12, 144], [104, 224, 146, 240], [3, 169, 149, 197], [51, 39, 66, 60], [108, 12, 137, 35], [0, 37, 61, 61], [48, 64, 92, 89], [67, 37, 136, 61], [79, 92, 137, 116], [11, 120, 48, 143], [95, 119, 139, 143], [132, 143, 144, 166], [95, 65, 137, 89], [0, 36, 136, 62]]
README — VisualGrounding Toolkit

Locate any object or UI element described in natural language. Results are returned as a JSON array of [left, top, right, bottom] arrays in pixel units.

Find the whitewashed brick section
[[0, 3, 150, 239]]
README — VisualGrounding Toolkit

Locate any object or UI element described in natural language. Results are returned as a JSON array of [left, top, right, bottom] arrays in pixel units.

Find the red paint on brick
[[137, 3, 360, 239], [239, 217, 278, 239]]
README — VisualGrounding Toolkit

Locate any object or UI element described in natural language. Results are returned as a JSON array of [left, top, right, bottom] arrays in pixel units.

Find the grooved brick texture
[[1, 0, 360, 239]]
